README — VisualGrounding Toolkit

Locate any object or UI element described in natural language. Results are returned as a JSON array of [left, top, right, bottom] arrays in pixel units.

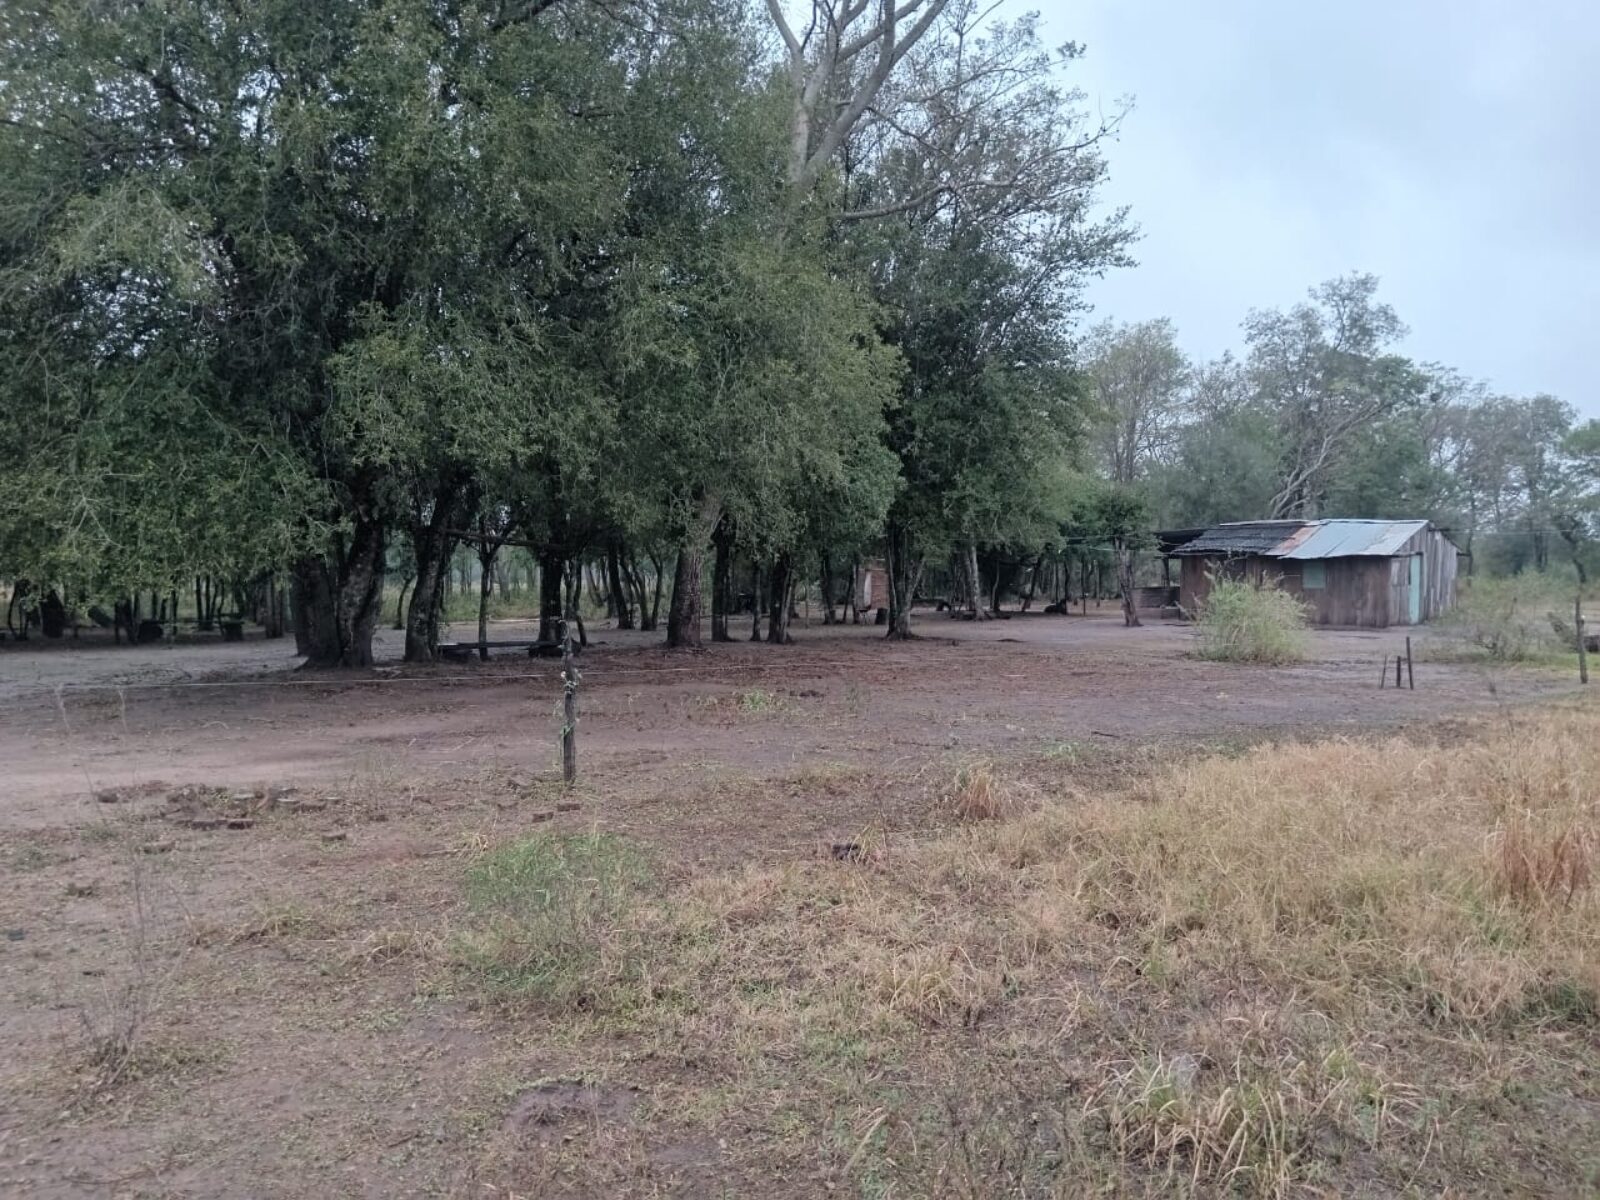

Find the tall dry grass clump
[[946, 759, 1013, 821], [1194, 575, 1310, 664]]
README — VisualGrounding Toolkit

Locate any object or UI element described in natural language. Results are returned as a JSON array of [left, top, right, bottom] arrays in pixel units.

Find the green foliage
[[458, 832, 646, 1006], [1194, 576, 1310, 665]]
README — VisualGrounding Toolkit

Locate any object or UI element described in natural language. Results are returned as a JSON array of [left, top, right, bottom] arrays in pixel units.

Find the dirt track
[[0, 610, 1573, 832]]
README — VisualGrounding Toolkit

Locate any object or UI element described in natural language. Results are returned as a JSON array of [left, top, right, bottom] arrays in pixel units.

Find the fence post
[[560, 618, 578, 785], [1577, 595, 1589, 686]]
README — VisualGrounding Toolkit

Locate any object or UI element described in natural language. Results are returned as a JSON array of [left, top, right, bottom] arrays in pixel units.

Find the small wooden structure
[[1172, 519, 1460, 628], [854, 560, 889, 611]]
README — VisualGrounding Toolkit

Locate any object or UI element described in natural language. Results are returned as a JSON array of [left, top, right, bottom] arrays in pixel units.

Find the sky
[[1034, 0, 1599, 413]]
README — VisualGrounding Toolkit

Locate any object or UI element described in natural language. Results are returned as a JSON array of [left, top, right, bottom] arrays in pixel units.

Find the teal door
[[1407, 555, 1422, 624]]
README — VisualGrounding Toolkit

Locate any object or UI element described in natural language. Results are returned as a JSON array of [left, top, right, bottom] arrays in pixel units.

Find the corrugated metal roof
[[1170, 521, 1307, 556], [1173, 518, 1432, 559], [1276, 520, 1429, 560]]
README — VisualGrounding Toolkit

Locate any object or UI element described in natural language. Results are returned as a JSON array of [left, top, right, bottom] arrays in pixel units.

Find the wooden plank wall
[[1179, 541, 1459, 627]]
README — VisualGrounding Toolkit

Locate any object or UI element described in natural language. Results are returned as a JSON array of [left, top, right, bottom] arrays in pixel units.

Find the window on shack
[[1302, 561, 1326, 589]]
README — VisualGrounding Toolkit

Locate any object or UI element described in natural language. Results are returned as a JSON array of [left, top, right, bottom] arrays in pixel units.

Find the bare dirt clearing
[[0, 613, 1591, 1197]]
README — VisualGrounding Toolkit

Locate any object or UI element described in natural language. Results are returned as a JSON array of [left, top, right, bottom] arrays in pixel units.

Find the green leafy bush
[[1194, 575, 1310, 664]]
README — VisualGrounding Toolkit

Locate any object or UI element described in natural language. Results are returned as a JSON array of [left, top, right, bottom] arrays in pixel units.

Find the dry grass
[[1492, 814, 1593, 907], [466, 704, 1600, 1194], [945, 759, 1014, 821]]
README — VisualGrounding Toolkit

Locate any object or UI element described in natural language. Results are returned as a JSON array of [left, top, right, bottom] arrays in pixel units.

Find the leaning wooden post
[[1577, 595, 1589, 686], [560, 618, 579, 785], [1405, 636, 1414, 690]]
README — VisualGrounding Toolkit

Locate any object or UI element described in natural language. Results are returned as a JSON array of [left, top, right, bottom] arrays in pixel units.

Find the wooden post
[[1395, 655, 1403, 689], [1577, 595, 1589, 686], [560, 618, 578, 785], [1379, 657, 1388, 688], [1405, 636, 1414, 690]]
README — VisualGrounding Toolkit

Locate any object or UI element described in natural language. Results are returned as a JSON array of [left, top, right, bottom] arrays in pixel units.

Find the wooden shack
[[1172, 519, 1460, 628]]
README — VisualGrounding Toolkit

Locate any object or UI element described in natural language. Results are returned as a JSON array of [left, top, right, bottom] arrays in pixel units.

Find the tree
[[0, 0, 635, 665], [1245, 274, 1427, 519], [838, 15, 1132, 637], [1084, 319, 1190, 483], [1082, 480, 1151, 627]]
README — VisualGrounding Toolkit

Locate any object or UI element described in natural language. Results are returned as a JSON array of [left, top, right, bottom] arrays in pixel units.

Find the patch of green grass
[[456, 832, 646, 1006], [80, 821, 125, 845], [9, 842, 60, 872], [736, 689, 788, 715], [1040, 740, 1088, 764]]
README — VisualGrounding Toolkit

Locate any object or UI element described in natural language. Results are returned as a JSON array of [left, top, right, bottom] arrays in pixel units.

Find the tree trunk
[[293, 517, 386, 669], [538, 548, 564, 643], [845, 557, 859, 624], [1114, 539, 1141, 628], [393, 578, 411, 630], [767, 554, 794, 644], [711, 518, 734, 642], [625, 554, 653, 631], [495, 560, 510, 602], [886, 521, 919, 640], [564, 559, 588, 648], [477, 553, 493, 661], [262, 576, 286, 639], [404, 482, 465, 663], [666, 548, 704, 649], [648, 553, 666, 630], [820, 553, 836, 625], [292, 556, 339, 663], [750, 567, 765, 641], [332, 518, 386, 668], [963, 542, 990, 620], [665, 495, 721, 649], [607, 543, 633, 630], [1021, 553, 1044, 612]]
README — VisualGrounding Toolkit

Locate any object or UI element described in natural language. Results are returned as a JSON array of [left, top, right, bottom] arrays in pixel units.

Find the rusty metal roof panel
[[1276, 520, 1429, 559], [1170, 521, 1308, 556]]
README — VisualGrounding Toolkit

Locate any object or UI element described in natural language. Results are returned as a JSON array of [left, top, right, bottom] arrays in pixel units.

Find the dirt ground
[[0, 610, 1584, 1197]]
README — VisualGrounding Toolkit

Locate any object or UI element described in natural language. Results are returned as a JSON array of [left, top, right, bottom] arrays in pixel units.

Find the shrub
[[1440, 575, 1584, 662], [1194, 575, 1309, 664]]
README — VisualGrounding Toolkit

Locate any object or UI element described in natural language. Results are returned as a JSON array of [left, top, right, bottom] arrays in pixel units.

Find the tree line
[[1085, 273, 1600, 597], [2, 1, 1593, 659]]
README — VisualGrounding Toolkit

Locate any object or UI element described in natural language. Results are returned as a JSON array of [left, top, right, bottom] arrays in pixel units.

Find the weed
[[843, 680, 869, 716], [736, 689, 788, 715], [76, 849, 180, 1091]]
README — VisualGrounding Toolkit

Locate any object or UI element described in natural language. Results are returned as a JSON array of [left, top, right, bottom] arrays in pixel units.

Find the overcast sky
[[1036, 0, 1599, 413]]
